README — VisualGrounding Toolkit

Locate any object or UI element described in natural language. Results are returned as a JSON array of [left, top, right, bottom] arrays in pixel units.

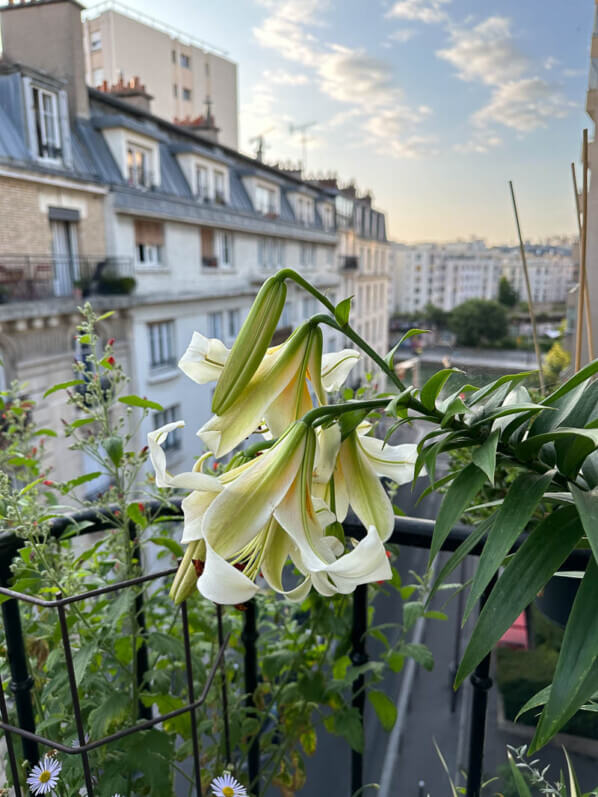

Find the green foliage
[[498, 276, 519, 308], [544, 342, 572, 388], [448, 298, 509, 346]]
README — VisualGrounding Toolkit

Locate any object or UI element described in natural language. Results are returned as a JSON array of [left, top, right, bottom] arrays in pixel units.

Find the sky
[[84, 0, 593, 244]]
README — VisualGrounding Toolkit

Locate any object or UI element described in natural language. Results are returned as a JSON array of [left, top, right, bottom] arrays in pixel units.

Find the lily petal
[[313, 423, 341, 485], [148, 422, 223, 493], [197, 540, 260, 604], [260, 518, 313, 602], [321, 350, 361, 392], [357, 435, 419, 485], [324, 525, 392, 592], [181, 490, 218, 543], [338, 431, 394, 541], [178, 332, 230, 384]]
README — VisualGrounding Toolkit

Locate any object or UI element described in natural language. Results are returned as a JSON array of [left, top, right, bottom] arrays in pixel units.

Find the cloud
[[454, 132, 502, 154], [437, 17, 530, 86], [563, 67, 586, 78], [472, 77, 576, 132], [386, 0, 451, 24], [388, 28, 417, 44], [263, 69, 309, 86], [318, 46, 397, 106], [543, 56, 560, 71], [253, 0, 322, 65]]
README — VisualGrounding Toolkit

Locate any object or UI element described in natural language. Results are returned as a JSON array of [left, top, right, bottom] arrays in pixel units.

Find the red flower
[[106, 356, 115, 366], [137, 502, 145, 513], [107, 338, 115, 346], [43, 480, 54, 487]]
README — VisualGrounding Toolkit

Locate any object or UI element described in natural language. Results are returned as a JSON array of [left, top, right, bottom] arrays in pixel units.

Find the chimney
[[97, 76, 154, 113], [174, 113, 220, 143], [0, 0, 88, 117]]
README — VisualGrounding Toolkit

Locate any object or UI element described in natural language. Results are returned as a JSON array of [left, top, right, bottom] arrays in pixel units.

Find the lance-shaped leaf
[[571, 484, 598, 567], [542, 358, 598, 406], [530, 559, 598, 752], [454, 505, 583, 689], [468, 371, 537, 407], [516, 428, 598, 473], [471, 429, 500, 483], [420, 368, 461, 412], [507, 753, 532, 797], [463, 471, 554, 622], [428, 463, 487, 565]]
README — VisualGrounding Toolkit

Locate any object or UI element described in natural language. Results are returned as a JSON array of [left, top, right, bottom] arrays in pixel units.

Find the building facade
[[0, 0, 392, 483], [82, 1, 239, 148]]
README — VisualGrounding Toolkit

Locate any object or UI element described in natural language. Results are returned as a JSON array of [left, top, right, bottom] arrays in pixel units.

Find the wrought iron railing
[[0, 505, 589, 796], [0, 256, 134, 303]]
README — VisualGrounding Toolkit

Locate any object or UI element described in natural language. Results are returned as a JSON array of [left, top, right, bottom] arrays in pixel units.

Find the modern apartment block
[[390, 240, 574, 315], [82, 0, 239, 148], [0, 0, 392, 484]]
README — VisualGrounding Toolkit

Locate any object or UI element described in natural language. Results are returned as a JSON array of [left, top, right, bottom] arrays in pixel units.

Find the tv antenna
[[249, 126, 275, 161], [289, 120, 316, 172]]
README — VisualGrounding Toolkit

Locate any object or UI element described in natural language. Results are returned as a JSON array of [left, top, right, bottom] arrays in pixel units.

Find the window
[[196, 165, 209, 200], [322, 204, 334, 231], [90, 30, 102, 51], [153, 405, 182, 450], [258, 237, 284, 268], [32, 87, 61, 160], [180, 53, 191, 68], [171, 49, 176, 63], [92, 68, 104, 86], [208, 312, 223, 339], [227, 309, 240, 338], [326, 246, 333, 266], [182, 88, 192, 101], [135, 220, 164, 267], [173, 84, 178, 98], [217, 231, 233, 268], [214, 171, 226, 204], [255, 185, 276, 215], [127, 144, 151, 188], [148, 321, 175, 369], [300, 243, 314, 268]]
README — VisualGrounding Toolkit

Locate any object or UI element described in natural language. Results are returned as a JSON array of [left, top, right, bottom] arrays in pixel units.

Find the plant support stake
[[571, 160, 594, 360], [509, 180, 545, 395], [575, 130, 591, 371]]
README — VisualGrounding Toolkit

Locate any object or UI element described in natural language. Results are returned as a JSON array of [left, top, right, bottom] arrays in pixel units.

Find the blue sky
[[86, 0, 593, 243]]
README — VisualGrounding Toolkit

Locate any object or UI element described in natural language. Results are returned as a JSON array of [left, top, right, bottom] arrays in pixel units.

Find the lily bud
[[170, 540, 205, 604], [212, 274, 287, 414]]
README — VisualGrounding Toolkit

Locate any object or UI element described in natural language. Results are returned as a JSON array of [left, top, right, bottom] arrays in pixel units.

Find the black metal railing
[[0, 506, 590, 796], [0, 255, 135, 303]]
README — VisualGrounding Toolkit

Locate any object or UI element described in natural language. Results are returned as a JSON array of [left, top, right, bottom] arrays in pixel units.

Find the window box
[[202, 255, 219, 268]]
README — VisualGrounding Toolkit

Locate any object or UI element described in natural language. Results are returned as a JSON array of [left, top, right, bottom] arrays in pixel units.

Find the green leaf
[[97, 310, 115, 321], [334, 296, 353, 327], [33, 427, 58, 437], [564, 748, 582, 797], [149, 536, 183, 558], [118, 395, 163, 411], [542, 358, 598, 406], [368, 689, 397, 732], [421, 368, 462, 412], [78, 333, 92, 345], [428, 516, 495, 606], [64, 471, 103, 490], [69, 417, 95, 429], [403, 601, 424, 631], [531, 559, 598, 752], [455, 506, 583, 689], [471, 430, 500, 484], [387, 652, 404, 673], [73, 643, 97, 684], [43, 379, 84, 398], [571, 484, 598, 568], [402, 642, 434, 671], [88, 693, 130, 739], [463, 471, 553, 622], [517, 427, 598, 467], [514, 685, 551, 721], [103, 436, 123, 468], [507, 752, 533, 797], [429, 463, 487, 564], [18, 477, 44, 496], [468, 371, 537, 407], [385, 329, 428, 368]]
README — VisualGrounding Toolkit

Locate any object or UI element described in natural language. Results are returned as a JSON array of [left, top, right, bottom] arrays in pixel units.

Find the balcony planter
[[98, 275, 136, 295]]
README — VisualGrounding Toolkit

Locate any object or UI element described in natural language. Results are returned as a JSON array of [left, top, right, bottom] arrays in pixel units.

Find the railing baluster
[[465, 576, 496, 797], [0, 557, 38, 767], [181, 600, 202, 796], [129, 523, 152, 720], [216, 604, 231, 763], [0, 673, 23, 796], [56, 596, 95, 795], [350, 584, 368, 796], [243, 600, 260, 796]]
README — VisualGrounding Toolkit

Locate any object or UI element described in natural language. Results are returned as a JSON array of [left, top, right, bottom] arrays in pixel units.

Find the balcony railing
[[0, 256, 135, 303], [1, 503, 586, 796]]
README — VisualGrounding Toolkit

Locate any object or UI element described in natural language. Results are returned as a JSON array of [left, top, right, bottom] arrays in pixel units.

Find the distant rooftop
[[82, 0, 228, 57]]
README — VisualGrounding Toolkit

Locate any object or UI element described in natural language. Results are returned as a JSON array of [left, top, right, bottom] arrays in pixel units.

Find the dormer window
[[196, 165, 209, 200], [256, 185, 276, 215], [127, 144, 151, 188], [32, 87, 61, 161], [214, 170, 226, 204]]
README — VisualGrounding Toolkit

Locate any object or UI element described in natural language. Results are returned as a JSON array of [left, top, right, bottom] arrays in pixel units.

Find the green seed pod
[[170, 540, 205, 605], [211, 275, 287, 414]]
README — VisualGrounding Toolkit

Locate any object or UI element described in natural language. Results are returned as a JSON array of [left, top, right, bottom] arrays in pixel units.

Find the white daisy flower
[[26, 754, 61, 795], [211, 772, 247, 797]]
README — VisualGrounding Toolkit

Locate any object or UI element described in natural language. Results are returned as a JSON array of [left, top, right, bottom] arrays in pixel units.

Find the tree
[[423, 303, 448, 328], [498, 276, 518, 308], [448, 299, 508, 346]]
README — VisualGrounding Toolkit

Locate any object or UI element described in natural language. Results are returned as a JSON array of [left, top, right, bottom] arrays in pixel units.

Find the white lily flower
[[321, 350, 361, 392], [178, 332, 229, 384], [148, 421, 223, 493]]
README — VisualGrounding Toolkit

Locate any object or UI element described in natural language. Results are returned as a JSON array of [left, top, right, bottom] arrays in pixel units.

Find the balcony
[[339, 254, 359, 270], [0, 255, 135, 303]]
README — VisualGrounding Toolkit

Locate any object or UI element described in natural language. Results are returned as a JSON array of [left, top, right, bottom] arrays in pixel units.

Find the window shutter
[[22, 76, 38, 158], [134, 219, 164, 246], [58, 90, 73, 168]]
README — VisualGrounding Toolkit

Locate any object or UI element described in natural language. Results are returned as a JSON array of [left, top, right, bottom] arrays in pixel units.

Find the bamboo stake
[[509, 180, 545, 395], [571, 161, 594, 360], [575, 130, 591, 370]]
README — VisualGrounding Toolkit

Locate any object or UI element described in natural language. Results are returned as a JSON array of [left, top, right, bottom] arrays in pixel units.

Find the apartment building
[[391, 240, 574, 315], [82, 1, 238, 149], [0, 0, 349, 481]]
